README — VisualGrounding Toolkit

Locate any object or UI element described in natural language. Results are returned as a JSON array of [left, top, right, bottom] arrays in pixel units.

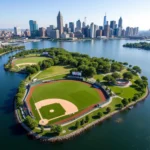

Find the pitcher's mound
[[50, 109, 54, 113]]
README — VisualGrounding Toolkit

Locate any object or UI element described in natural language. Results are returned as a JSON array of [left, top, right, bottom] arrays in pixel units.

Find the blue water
[[0, 39, 150, 150]]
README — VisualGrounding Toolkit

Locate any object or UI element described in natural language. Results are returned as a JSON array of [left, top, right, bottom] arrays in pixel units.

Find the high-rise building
[[94, 25, 99, 38], [103, 13, 107, 28], [57, 11, 64, 37], [90, 23, 94, 38], [96, 30, 102, 37], [14, 26, 21, 36], [39, 27, 46, 37], [82, 22, 86, 28], [110, 21, 116, 30], [133, 27, 139, 35], [104, 21, 110, 38], [117, 27, 122, 37], [76, 20, 81, 31], [50, 29, 59, 39], [29, 20, 38, 37], [118, 17, 123, 28], [24, 29, 30, 37], [125, 27, 131, 36], [69, 22, 75, 32], [46, 25, 55, 37], [122, 29, 126, 37]]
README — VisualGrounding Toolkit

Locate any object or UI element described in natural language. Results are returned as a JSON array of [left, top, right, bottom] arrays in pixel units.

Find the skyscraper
[[39, 27, 46, 37], [118, 17, 123, 28], [82, 22, 86, 28], [104, 21, 110, 38], [29, 20, 38, 37], [110, 21, 116, 30], [69, 22, 75, 32], [57, 11, 64, 37], [90, 23, 94, 38], [76, 20, 81, 31], [14, 26, 21, 36], [103, 13, 107, 28]]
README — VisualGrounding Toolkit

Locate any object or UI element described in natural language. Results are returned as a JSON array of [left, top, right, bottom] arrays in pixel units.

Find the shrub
[[24, 116, 38, 129]]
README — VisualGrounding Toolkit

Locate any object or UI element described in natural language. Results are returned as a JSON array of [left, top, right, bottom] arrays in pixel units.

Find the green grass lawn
[[14, 57, 48, 65], [31, 80, 102, 111], [109, 86, 138, 99], [94, 74, 104, 81], [36, 66, 71, 79], [39, 103, 66, 120]]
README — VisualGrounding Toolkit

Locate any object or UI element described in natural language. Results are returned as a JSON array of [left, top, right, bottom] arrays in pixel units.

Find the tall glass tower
[[29, 20, 38, 37], [103, 13, 107, 28], [118, 17, 123, 28], [57, 11, 64, 37]]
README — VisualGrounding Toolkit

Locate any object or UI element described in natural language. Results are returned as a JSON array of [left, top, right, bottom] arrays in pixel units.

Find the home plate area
[[35, 99, 78, 125]]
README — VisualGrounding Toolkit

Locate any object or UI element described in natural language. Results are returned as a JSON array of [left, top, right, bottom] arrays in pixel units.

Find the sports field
[[14, 57, 48, 65], [27, 80, 105, 125]]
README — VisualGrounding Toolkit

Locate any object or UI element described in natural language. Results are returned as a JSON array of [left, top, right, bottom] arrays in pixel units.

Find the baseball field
[[26, 80, 106, 125]]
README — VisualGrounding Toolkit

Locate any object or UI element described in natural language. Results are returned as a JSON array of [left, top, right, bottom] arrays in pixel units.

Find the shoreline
[[14, 86, 149, 143]]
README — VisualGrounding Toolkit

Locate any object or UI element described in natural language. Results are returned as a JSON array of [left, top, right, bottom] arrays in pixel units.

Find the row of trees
[[15, 81, 25, 108], [0, 45, 25, 54], [123, 42, 150, 50], [9, 47, 134, 77]]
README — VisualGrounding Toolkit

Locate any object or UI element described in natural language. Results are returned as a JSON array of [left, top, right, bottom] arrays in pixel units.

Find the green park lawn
[[35, 66, 71, 79], [14, 57, 48, 65], [94, 74, 104, 81], [109, 86, 138, 99], [39, 103, 66, 120]]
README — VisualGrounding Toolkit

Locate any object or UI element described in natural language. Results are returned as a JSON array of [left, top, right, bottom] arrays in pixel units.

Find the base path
[[36, 99, 78, 125]]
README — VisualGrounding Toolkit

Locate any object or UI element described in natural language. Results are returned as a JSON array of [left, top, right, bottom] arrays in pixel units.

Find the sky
[[0, 0, 150, 30]]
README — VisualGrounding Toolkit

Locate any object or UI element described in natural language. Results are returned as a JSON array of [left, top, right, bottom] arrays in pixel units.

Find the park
[[4, 47, 148, 139]]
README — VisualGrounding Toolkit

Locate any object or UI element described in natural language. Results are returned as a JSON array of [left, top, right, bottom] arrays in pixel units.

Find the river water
[[0, 39, 150, 150]]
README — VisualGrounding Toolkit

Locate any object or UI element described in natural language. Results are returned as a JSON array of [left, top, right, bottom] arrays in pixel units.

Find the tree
[[123, 72, 133, 80], [41, 126, 44, 133], [55, 125, 62, 134], [103, 75, 115, 84], [112, 72, 121, 79], [87, 67, 97, 77], [24, 116, 38, 129], [80, 119, 84, 126], [51, 125, 56, 132], [121, 98, 128, 106], [128, 98, 131, 103], [106, 107, 111, 113], [75, 121, 79, 129], [123, 62, 128, 66], [132, 66, 141, 74], [132, 95, 139, 101], [97, 112, 102, 118], [96, 79, 100, 83], [85, 115, 89, 123], [141, 76, 148, 81]]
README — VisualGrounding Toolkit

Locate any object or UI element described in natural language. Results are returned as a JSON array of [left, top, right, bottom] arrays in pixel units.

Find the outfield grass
[[31, 80, 102, 112], [36, 66, 71, 79], [14, 57, 48, 65], [39, 103, 66, 120]]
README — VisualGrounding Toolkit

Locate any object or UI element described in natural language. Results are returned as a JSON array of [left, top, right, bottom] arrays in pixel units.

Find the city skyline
[[0, 0, 150, 30]]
